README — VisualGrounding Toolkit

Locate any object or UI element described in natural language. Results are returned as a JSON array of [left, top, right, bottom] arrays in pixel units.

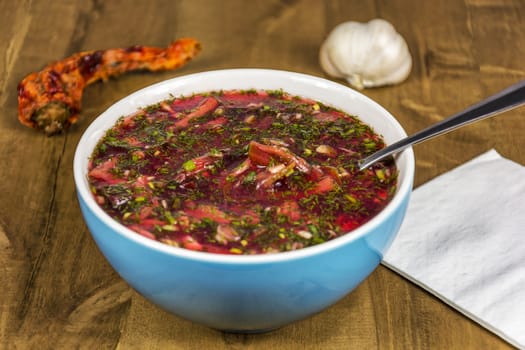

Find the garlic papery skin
[[319, 19, 412, 89]]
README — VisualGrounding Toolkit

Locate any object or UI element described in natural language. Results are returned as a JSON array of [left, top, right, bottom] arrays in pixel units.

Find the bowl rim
[[74, 68, 414, 265]]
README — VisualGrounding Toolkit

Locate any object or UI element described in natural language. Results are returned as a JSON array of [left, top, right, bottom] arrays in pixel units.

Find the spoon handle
[[359, 80, 525, 170]]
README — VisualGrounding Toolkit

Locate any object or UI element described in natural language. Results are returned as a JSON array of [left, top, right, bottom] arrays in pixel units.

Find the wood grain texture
[[0, 0, 522, 349]]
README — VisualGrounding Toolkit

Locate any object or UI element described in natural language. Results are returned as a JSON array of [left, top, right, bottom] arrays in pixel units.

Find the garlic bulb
[[319, 19, 412, 89]]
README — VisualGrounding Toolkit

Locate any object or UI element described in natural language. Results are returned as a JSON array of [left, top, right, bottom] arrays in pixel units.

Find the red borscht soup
[[88, 90, 397, 254]]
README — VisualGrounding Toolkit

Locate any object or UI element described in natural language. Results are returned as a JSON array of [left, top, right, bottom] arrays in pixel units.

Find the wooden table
[[1, 1, 523, 348]]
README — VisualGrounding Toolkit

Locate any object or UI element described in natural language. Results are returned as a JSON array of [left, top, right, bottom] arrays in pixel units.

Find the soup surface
[[88, 89, 397, 254]]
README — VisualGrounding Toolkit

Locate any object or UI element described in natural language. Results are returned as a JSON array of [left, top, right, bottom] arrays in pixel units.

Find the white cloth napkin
[[383, 149, 525, 349]]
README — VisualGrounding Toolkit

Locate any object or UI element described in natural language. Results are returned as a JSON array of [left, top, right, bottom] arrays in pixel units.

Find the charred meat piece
[[17, 38, 201, 135]]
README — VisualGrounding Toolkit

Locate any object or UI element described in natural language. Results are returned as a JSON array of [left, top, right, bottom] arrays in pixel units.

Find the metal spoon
[[359, 80, 525, 170]]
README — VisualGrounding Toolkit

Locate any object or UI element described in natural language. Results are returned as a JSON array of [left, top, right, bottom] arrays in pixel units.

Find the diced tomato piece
[[306, 176, 336, 196], [336, 214, 360, 232], [377, 189, 388, 200], [125, 136, 143, 147], [181, 235, 203, 251], [133, 175, 151, 189], [120, 113, 137, 128], [277, 200, 301, 222], [88, 158, 124, 184]]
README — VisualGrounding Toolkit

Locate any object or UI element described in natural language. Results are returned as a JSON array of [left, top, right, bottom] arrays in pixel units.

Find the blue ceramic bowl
[[74, 69, 414, 332]]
